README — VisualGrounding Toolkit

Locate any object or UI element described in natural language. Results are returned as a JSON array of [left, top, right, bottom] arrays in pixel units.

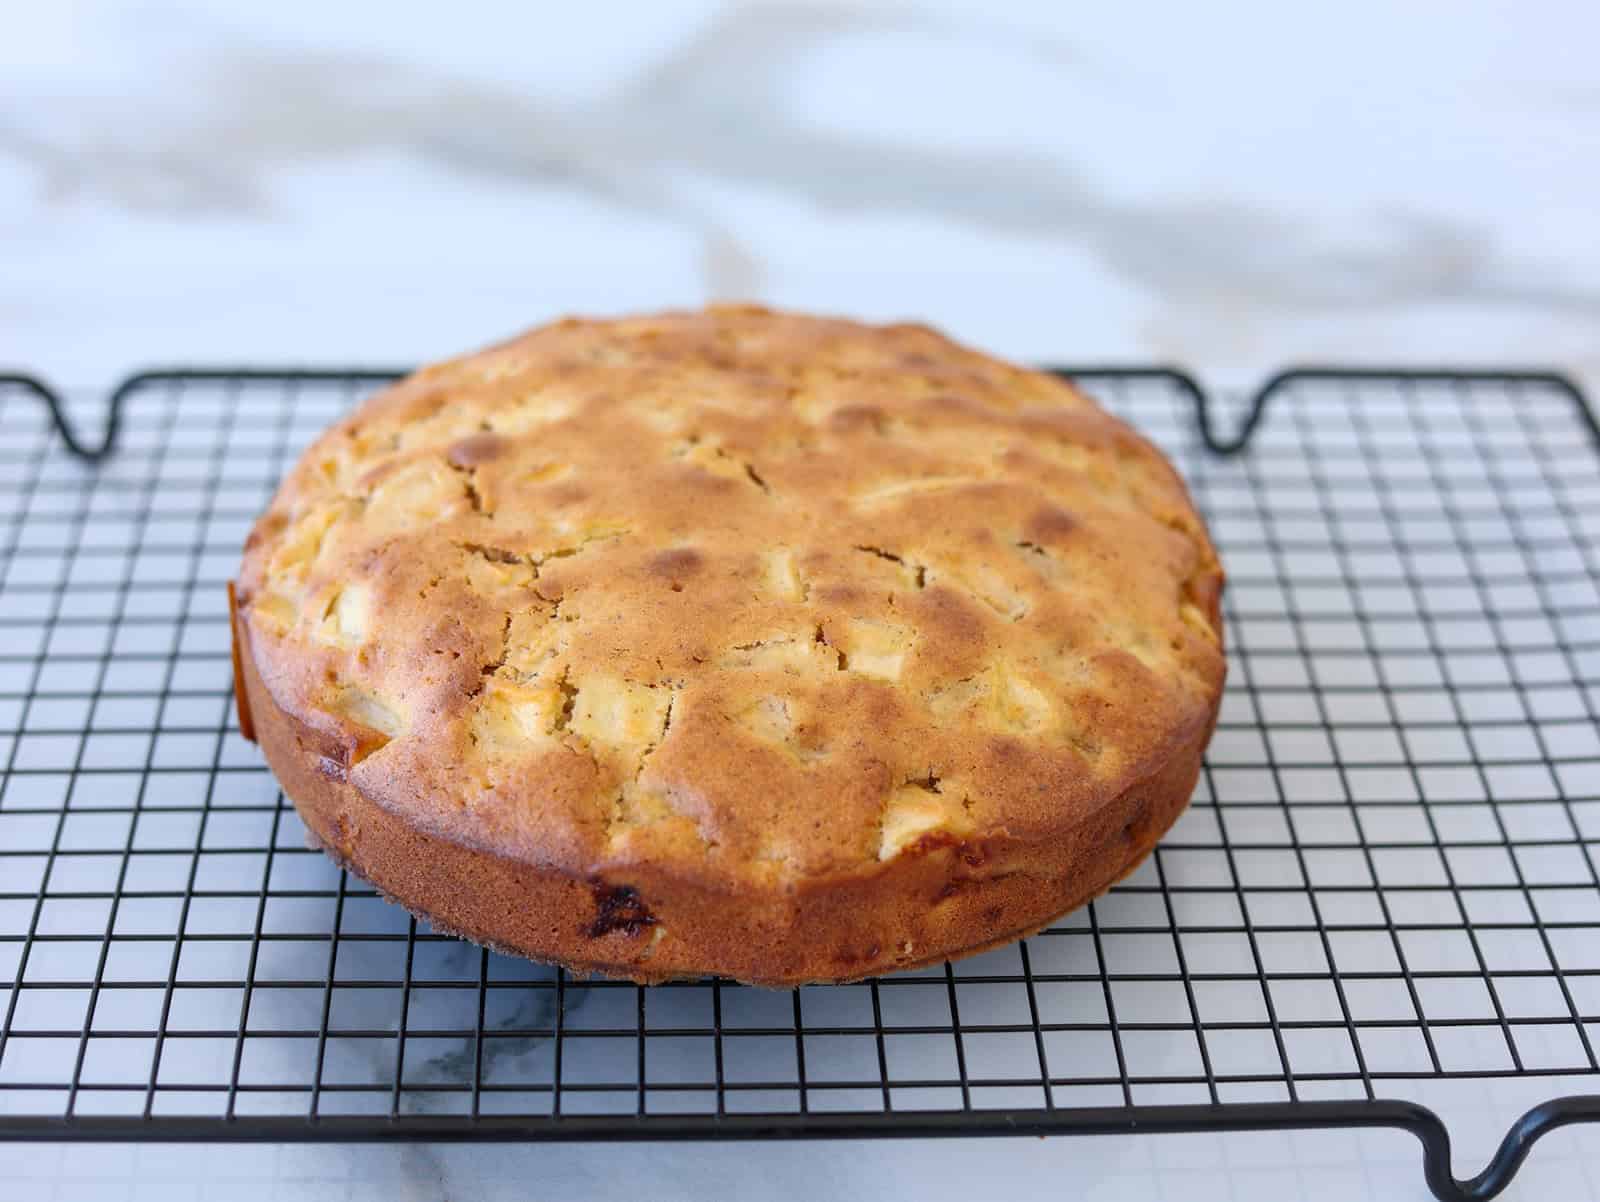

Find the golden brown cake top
[[237, 307, 1224, 889]]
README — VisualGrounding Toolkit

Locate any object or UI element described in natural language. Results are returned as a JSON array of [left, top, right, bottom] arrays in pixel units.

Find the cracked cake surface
[[232, 306, 1225, 985]]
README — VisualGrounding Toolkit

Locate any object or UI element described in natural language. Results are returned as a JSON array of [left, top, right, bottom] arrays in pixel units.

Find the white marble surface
[[4, 1, 1600, 393], [3, 2, 1599, 1199]]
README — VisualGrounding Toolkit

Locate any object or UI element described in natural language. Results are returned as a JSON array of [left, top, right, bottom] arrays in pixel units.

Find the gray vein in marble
[[404, 973, 563, 1101]]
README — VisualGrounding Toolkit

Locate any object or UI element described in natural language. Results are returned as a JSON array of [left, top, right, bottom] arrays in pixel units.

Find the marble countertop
[[2, 3, 1598, 1199], [5, 2, 1599, 395]]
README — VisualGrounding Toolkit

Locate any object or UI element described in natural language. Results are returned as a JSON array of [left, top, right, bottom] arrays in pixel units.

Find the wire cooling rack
[[0, 364, 1596, 1202]]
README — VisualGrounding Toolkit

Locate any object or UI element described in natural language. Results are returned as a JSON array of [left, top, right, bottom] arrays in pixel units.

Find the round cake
[[231, 306, 1225, 985]]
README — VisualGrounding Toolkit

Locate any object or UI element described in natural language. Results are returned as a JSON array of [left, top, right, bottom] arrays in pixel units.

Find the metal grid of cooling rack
[[0, 365, 1596, 1202]]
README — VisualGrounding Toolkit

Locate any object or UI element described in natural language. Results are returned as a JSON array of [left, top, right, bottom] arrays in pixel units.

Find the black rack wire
[[0, 364, 1596, 1202]]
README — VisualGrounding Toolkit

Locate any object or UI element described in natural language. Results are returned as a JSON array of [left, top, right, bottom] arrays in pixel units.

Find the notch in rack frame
[[0, 363, 1595, 1202]]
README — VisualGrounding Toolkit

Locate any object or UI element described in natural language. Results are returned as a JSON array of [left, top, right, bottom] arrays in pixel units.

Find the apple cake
[[230, 306, 1225, 985]]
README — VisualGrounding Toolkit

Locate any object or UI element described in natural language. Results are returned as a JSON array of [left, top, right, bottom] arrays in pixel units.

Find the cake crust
[[232, 307, 1225, 985]]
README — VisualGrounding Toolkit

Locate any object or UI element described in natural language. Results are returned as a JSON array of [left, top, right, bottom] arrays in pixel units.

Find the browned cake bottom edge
[[236, 615, 1213, 988]]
